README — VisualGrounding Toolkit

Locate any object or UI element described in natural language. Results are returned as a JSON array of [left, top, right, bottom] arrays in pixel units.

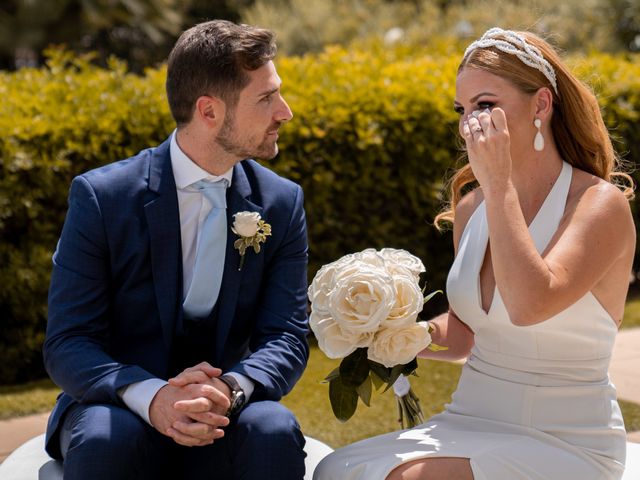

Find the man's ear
[[194, 95, 226, 129], [534, 87, 553, 121]]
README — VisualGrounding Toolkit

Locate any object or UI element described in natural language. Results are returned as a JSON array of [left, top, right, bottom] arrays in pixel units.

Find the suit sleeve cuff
[[118, 378, 168, 425], [226, 372, 255, 402]]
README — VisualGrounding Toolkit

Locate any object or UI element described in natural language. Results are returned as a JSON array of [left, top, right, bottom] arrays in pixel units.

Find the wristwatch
[[218, 374, 246, 417]]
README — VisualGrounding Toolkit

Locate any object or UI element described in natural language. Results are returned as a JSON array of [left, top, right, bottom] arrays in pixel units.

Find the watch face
[[220, 375, 246, 415], [230, 391, 246, 415]]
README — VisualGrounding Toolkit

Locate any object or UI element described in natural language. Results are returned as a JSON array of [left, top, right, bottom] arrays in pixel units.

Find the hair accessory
[[533, 118, 544, 151], [463, 27, 558, 95]]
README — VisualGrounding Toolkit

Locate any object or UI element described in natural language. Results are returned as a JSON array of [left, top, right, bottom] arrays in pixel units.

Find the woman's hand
[[463, 108, 512, 193]]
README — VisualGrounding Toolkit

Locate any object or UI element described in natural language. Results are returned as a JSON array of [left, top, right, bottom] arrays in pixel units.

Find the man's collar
[[170, 129, 234, 189]]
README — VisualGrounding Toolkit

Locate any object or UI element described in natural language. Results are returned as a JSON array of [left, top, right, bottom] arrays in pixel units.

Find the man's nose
[[275, 95, 293, 123]]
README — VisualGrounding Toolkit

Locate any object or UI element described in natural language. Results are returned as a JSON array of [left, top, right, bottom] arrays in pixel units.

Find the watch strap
[[219, 374, 246, 417]]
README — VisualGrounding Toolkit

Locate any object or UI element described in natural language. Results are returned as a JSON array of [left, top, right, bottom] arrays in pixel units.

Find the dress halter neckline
[[446, 161, 573, 322]]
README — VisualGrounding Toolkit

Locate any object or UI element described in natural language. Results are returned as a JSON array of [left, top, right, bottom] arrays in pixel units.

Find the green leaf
[[370, 370, 386, 391], [427, 343, 449, 352], [423, 289, 442, 304], [339, 348, 371, 387], [368, 360, 391, 383], [355, 375, 372, 407], [322, 367, 340, 383], [329, 376, 359, 422], [401, 358, 418, 376], [383, 364, 405, 392]]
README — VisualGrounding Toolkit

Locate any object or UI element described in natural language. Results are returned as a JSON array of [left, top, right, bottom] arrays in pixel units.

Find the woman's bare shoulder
[[568, 169, 632, 218], [565, 168, 635, 250]]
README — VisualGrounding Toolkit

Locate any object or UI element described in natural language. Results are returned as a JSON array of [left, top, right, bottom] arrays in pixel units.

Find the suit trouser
[[58, 400, 306, 479]]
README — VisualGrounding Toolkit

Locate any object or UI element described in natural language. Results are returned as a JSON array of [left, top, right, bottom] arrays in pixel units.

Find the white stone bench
[[0, 434, 334, 479], [2, 437, 638, 479]]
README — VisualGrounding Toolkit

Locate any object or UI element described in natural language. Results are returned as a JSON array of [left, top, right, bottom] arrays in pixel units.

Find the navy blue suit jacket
[[43, 138, 309, 458]]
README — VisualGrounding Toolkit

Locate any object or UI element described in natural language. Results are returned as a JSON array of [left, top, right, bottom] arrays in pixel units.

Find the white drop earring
[[534, 118, 544, 151]]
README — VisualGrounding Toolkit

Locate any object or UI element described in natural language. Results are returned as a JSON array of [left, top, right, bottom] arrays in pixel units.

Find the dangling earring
[[534, 118, 544, 151]]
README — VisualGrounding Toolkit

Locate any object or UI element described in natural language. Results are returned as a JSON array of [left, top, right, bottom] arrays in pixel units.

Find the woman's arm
[[485, 177, 634, 325], [418, 311, 474, 362], [468, 109, 635, 326]]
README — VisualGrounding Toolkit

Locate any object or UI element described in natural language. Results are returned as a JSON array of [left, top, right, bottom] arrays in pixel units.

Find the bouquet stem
[[392, 375, 424, 429]]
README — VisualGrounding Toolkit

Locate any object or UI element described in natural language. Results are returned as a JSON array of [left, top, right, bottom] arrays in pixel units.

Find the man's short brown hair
[[166, 20, 276, 126]]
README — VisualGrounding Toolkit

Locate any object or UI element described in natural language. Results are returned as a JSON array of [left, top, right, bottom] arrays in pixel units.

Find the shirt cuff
[[118, 378, 168, 425], [226, 372, 255, 402]]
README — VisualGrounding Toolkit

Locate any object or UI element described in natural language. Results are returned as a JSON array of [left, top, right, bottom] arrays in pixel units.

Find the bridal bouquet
[[308, 248, 441, 428]]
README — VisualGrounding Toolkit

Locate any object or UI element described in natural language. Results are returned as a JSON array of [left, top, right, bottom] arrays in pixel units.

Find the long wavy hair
[[434, 31, 634, 231]]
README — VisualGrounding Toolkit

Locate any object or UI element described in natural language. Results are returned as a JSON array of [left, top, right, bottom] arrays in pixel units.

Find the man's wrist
[[120, 378, 168, 425], [225, 372, 255, 401], [218, 374, 246, 417]]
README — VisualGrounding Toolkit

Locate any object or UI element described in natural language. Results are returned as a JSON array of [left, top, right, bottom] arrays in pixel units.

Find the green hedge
[[0, 50, 174, 384], [0, 46, 638, 384]]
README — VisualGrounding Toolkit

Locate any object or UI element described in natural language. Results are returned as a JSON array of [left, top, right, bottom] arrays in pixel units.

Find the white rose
[[232, 211, 261, 237], [309, 310, 373, 358], [352, 248, 386, 268], [379, 248, 426, 280], [328, 262, 395, 335], [308, 254, 358, 312], [381, 272, 424, 329], [367, 322, 432, 368]]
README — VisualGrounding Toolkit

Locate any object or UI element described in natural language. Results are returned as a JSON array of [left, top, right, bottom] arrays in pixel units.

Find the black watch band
[[218, 374, 246, 417]]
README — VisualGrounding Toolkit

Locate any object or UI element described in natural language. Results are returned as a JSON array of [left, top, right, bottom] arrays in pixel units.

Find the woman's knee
[[386, 457, 474, 480], [312, 450, 347, 480]]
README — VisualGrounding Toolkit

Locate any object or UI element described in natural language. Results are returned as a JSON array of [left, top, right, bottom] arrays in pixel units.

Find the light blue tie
[[183, 179, 228, 319]]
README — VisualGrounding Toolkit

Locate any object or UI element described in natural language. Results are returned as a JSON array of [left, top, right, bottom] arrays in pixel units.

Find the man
[[43, 20, 309, 479]]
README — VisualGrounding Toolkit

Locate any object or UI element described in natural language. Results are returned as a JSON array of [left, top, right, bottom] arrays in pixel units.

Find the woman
[[314, 28, 635, 480]]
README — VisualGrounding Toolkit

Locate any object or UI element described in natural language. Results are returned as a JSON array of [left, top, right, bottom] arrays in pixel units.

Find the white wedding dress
[[313, 161, 627, 480]]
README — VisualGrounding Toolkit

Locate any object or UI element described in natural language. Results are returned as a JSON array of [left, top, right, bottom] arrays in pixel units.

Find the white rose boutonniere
[[232, 211, 272, 270]]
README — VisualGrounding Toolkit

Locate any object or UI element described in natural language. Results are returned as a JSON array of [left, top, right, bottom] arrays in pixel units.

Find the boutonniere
[[232, 211, 272, 271]]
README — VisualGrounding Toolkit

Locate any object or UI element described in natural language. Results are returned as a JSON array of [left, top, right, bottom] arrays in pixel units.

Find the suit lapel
[[216, 163, 263, 360], [144, 139, 182, 349]]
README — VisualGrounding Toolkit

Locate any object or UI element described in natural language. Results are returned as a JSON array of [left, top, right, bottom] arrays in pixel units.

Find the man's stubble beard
[[215, 108, 279, 161]]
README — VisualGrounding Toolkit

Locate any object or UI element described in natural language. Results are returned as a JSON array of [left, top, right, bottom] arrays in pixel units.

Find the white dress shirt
[[119, 130, 254, 425]]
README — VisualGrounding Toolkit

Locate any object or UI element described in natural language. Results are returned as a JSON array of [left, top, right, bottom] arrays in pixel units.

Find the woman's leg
[[387, 457, 474, 480]]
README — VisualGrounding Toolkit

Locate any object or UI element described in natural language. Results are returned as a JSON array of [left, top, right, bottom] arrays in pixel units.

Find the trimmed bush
[[0, 46, 638, 384], [0, 49, 174, 384], [273, 44, 461, 306]]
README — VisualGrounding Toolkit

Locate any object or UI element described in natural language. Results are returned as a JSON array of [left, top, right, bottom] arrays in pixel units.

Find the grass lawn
[[0, 379, 59, 420], [1, 296, 639, 446], [622, 295, 640, 329], [282, 348, 462, 448], [290, 346, 640, 447], [2, 345, 640, 448]]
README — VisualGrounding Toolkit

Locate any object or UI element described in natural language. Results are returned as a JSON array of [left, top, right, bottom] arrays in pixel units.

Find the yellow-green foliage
[[0, 49, 174, 384], [271, 45, 462, 303], [1, 46, 639, 384], [244, 0, 634, 56], [571, 53, 640, 169]]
